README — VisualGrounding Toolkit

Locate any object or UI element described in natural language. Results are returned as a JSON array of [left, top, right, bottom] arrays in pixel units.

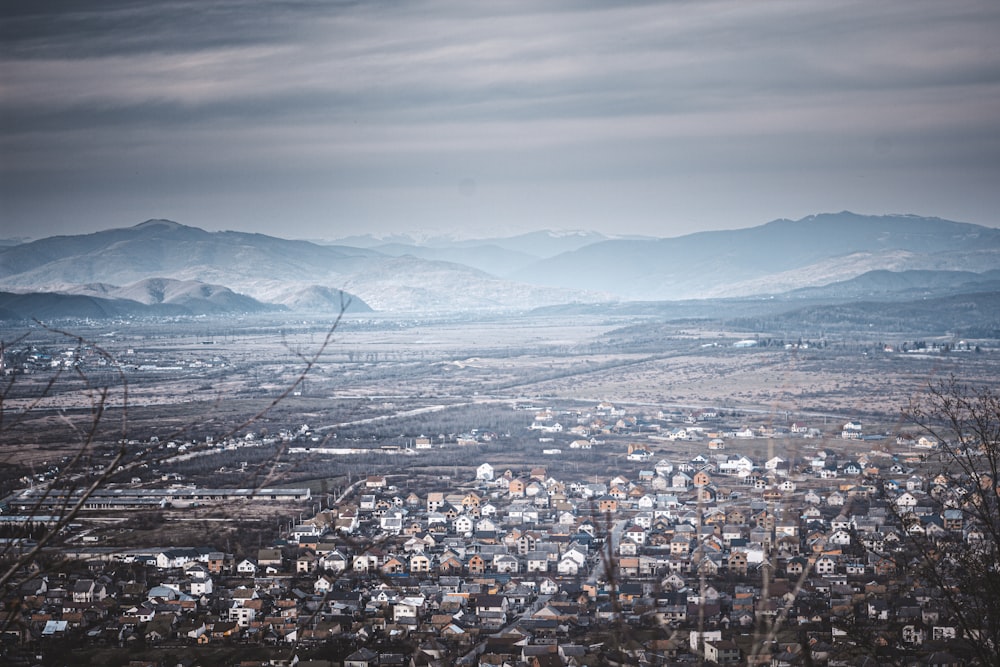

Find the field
[[3, 313, 994, 442], [1, 311, 996, 549]]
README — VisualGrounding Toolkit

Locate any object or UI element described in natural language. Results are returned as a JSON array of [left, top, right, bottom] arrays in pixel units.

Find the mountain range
[[511, 212, 1000, 300], [0, 212, 998, 319]]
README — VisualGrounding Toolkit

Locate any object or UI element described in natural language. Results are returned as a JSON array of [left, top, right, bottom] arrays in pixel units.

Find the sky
[[2, 0, 1000, 242]]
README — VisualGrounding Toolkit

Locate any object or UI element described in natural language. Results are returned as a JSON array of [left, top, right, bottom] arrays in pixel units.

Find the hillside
[[511, 212, 1000, 300], [727, 291, 1000, 338], [0, 220, 592, 313], [0, 284, 283, 321]]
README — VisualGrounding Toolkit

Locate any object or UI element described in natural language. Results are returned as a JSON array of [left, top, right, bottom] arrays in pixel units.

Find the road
[[314, 403, 458, 432], [589, 518, 629, 585]]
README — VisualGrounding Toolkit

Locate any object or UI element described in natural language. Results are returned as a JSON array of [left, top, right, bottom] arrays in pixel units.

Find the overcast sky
[[2, 0, 1000, 241]]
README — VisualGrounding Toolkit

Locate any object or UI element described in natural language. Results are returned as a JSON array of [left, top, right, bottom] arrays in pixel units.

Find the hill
[[512, 212, 1000, 300], [0, 281, 283, 321], [781, 269, 1000, 301], [0, 220, 591, 313]]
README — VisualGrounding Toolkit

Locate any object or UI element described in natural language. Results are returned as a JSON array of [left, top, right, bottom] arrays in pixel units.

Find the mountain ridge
[[1, 212, 997, 314], [0, 220, 597, 312], [511, 211, 1000, 300]]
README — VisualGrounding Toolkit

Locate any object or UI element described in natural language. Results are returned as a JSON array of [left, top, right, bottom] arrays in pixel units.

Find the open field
[[2, 312, 997, 503], [3, 313, 995, 432]]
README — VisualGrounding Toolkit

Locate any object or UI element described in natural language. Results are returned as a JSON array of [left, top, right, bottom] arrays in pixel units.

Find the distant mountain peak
[[795, 211, 951, 223], [132, 219, 189, 232]]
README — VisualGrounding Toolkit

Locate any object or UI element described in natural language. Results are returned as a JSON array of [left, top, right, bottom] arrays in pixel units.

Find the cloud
[[2, 0, 1000, 237]]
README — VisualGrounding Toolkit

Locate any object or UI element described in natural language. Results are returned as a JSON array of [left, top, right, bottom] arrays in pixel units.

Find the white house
[[764, 456, 786, 470], [319, 550, 347, 572], [189, 577, 213, 596], [314, 575, 335, 594], [454, 515, 474, 534], [557, 556, 581, 576], [236, 559, 257, 575]]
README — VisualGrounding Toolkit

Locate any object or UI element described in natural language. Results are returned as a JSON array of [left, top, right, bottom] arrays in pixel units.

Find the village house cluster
[[1, 402, 984, 666]]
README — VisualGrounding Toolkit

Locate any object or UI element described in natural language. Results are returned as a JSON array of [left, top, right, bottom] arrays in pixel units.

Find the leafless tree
[[0, 298, 349, 632], [889, 378, 1000, 665]]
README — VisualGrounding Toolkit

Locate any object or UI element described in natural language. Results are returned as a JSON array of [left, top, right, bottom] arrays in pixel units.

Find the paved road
[[589, 518, 629, 585]]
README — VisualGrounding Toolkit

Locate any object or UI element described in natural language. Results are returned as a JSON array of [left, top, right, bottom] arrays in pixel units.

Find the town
[[1, 395, 986, 667]]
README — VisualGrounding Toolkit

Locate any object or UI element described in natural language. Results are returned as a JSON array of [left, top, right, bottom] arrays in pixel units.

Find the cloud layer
[[3, 0, 1000, 239]]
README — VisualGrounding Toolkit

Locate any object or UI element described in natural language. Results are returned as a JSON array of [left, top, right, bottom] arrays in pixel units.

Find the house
[[655, 459, 674, 476], [319, 549, 349, 573], [229, 600, 258, 627], [764, 456, 786, 470], [842, 421, 863, 439], [257, 548, 283, 568], [207, 552, 231, 574], [156, 547, 209, 570], [473, 594, 509, 616], [704, 639, 741, 664], [557, 556, 581, 576], [409, 553, 431, 574], [381, 557, 406, 575], [188, 575, 213, 596], [670, 534, 691, 555], [814, 555, 838, 575], [692, 470, 712, 487], [335, 508, 359, 534], [494, 554, 520, 574], [627, 443, 652, 461], [619, 539, 639, 556], [393, 596, 425, 623], [943, 509, 963, 531], [344, 647, 379, 667], [719, 455, 754, 476], [623, 524, 647, 545], [426, 492, 446, 512], [828, 529, 852, 546], [841, 461, 863, 476], [895, 491, 919, 511], [526, 553, 550, 573], [476, 462, 494, 481], [365, 475, 387, 488], [467, 554, 486, 575], [353, 553, 379, 572], [296, 550, 318, 573], [235, 559, 257, 575], [314, 575, 335, 595], [453, 515, 474, 534], [71, 579, 107, 603], [727, 551, 748, 575], [597, 497, 618, 513]]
